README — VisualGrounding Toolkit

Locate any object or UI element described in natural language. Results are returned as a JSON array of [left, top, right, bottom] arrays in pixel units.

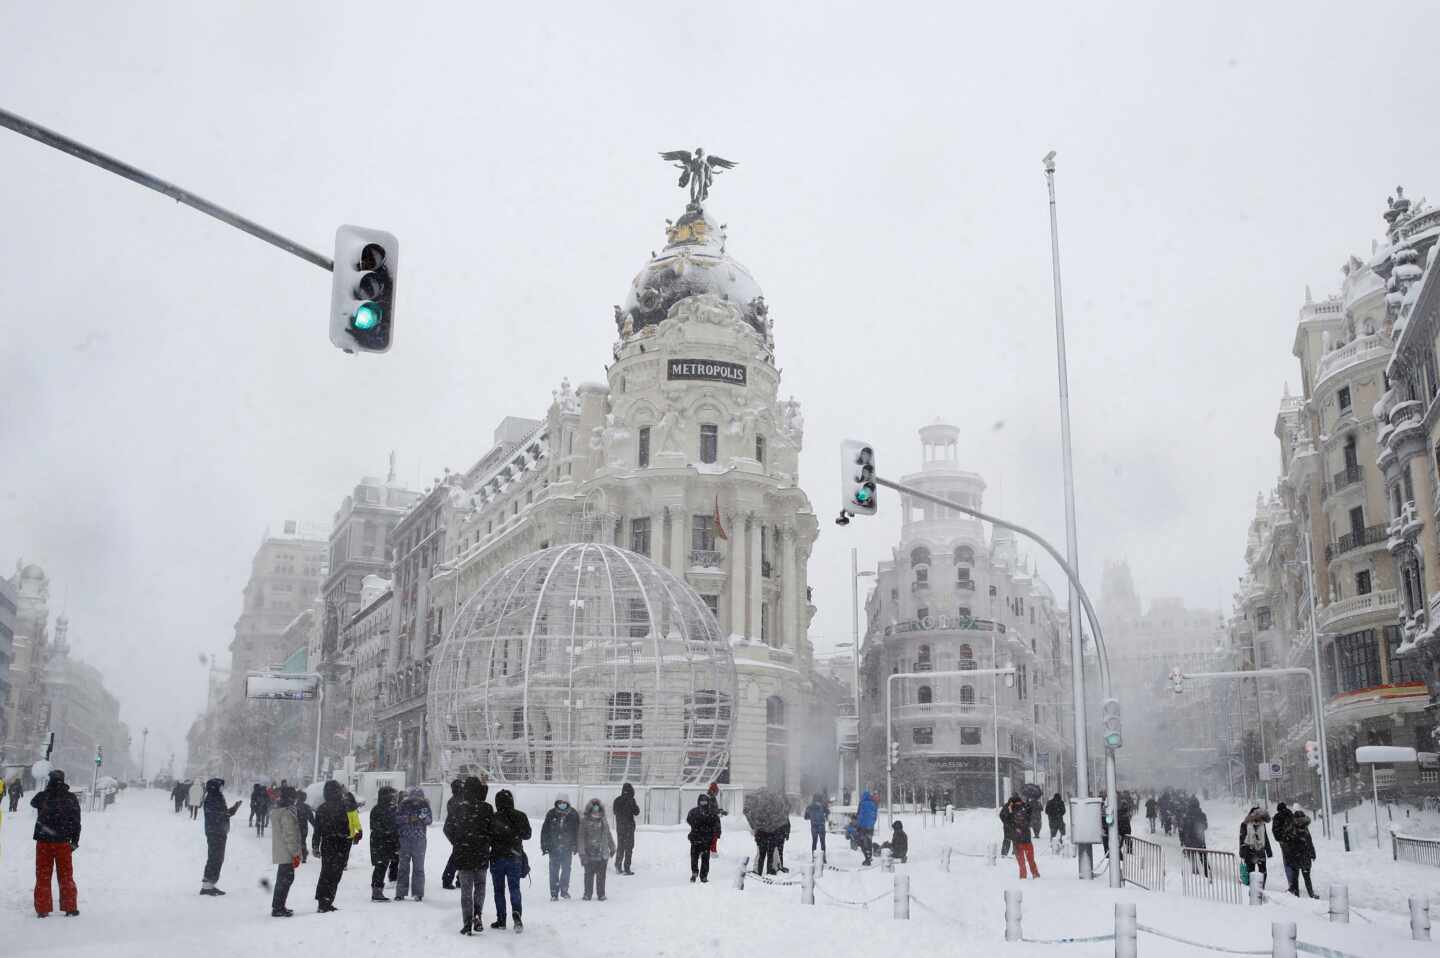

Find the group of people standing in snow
[[1235, 802, 1320, 897]]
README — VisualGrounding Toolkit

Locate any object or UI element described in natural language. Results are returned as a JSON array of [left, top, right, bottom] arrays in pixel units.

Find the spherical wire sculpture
[[429, 543, 737, 785]]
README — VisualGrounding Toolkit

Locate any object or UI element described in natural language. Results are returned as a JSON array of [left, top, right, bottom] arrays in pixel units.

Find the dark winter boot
[[490, 918, 506, 929], [371, 887, 389, 902], [513, 912, 523, 933], [459, 920, 472, 936]]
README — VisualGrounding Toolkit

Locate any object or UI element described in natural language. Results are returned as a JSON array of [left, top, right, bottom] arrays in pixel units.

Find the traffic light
[[1168, 668, 1184, 694], [1101, 697, 1122, 750], [330, 225, 399, 353], [888, 740, 900, 768], [1305, 740, 1320, 771], [95, 745, 104, 766], [840, 439, 877, 519]]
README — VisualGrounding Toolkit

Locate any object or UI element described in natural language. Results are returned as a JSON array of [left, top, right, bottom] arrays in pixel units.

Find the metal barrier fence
[[1180, 847, 1245, 905], [1393, 833, 1440, 868], [1121, 835, 1165, 891]]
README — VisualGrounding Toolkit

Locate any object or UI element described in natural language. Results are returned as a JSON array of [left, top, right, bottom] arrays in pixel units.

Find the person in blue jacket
[[856, 791, 878, 866], [803, 794, 829, 863]]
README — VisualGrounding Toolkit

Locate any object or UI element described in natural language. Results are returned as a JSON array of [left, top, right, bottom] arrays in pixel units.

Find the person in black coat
[[250, 783, 272, 836], [369, 786, 399, 901], [613, 782, 640, 875], [881, 820, 908, 863], [293, 791, 315, 863], [445, 776, 494, 935], [441, 779, 463, 889], [312, 780, 351, 912], [31, 769, 82, 917], [488, 788, 531, 931], [1044, 793, 1066, 840], [686, 793, 722, 882], [199, 778, 242, 896], [1000, 794, 1039, 879], [1278, 810, 1318, 898], [1238, 806, 1273, 889], [540, 794, 580, 901]]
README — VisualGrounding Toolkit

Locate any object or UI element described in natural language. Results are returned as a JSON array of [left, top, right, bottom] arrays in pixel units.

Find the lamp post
[[851, 548, 875, 802], [139, 727, 149, 785], [1297, 527, 1335, 836], [989, 584, 1001, 808]]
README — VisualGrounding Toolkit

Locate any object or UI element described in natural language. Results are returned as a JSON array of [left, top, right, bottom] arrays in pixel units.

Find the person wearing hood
[[855, 790, 878, 866], [252, 783, 272, 837], [1278, 809, 1318, 898], [1239, 806, 1273, 888], [445, 776, 494, 935], [881, 820, 908, 863], [344, 791, 363, 845], [612, 782, 640, 876], [577, 798, 617, 901], [369, 786, 400, 901], [269, 785, 303, 917], [441, 779, 463, 890], [32, 769, 82, 917], [803, 793, 829, 863], [540, 793, 580, 901], [187, 777, 203, 820], [312, 780, 351, 912], [293, 789, 315, 863], [687, 793, 722, 882], [488, 788, 531, 931], [1044, 793, 1066, 841], [392, 786, 432, 901], [7, 775, 22, 813], [199, 778, 242, 896], [171, 780, 184, 814], [1000, 794, 1039, 879]]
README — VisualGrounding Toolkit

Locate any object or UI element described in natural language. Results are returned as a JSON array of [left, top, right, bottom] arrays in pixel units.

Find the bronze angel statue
[[660, 147, 737, 207]]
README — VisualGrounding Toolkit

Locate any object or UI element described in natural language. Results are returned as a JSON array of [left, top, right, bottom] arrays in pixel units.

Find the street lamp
[[851, 547, 875, 802]]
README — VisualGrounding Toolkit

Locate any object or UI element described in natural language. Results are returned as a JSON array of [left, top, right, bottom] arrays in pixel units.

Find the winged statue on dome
[[660, 147, 737, 207]]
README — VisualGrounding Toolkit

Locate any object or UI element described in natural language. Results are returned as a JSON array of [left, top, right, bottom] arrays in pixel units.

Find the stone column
[[669, 506, 688, 579], [650, 511, 665, 565], [727, 510, 745, 641], [747, 515, 763, 642], [1410, 461, 1440, 601], [781, 525, 798, 650]]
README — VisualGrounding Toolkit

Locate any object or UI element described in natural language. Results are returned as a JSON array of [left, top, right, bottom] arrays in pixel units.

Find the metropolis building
[[378, 172, 828, 797]]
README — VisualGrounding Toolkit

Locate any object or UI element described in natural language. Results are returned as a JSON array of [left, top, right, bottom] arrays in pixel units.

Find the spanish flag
[[714, 495, 728, 541]]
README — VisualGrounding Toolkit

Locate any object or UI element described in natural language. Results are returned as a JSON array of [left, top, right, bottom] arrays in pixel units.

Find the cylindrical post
[[1249, 876, 1265, 907], [1410, 897, 1431, 941], [734, 856, 749, 890], [893, 874, 910, 920], [801, 863, 815, 905], [1328, 884, 1349, 923], [1114, 903, 1137, 958], [881, 847, 894, 872], [1004, 889, 1023, 942], [1372, 768, 1382, 849], [1271, 921, 1298, 958], [941, 845, 952, 872], [988, 842, 998, 867], [851, 547, 862, 809], [1342, 824, 1350, 852]]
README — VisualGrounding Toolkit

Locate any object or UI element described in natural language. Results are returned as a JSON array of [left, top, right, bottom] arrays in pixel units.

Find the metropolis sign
[[667, 358, 747, 386]]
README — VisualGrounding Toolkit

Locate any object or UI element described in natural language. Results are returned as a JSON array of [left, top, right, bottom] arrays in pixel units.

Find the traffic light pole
[[0, 106, 334, 271], [873, 475, 1122, 887], [1172, 666, 1332, 838]]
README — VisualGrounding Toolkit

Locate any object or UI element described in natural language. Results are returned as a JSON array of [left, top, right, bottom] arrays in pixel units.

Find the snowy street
[[3, 791, 1435, 957]]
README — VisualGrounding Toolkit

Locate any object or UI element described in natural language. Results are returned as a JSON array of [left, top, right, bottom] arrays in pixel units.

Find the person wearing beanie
[[269, 786, 302, 917], [444, 776, 494, 935], [540, 793, 580, 901], [199, 778, 243, 896], [441, 779, 464, 890], [488, 789, 531, 931], [369, 786, 400, 901], [577, 798, 616, 901], [32, 769, 82, 917], [312, 780, 351, 913], [612, 782, 640, 875]]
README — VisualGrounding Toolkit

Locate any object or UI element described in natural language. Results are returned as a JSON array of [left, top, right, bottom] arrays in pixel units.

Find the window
[[701, 594, 719, 619], [960, 684, 975, 707], [1386, 625, 1426, 683], [607, 692, 643, 740], [692, 514, 716, 553], [960, 727, 982, 746], [699, 424, 718, 464], [953, 545, 975, 564], [685, 690, 732, 743], [956, 566, 972, 583], [1355, 571, 1372, 596], [511, 707, 525, 739], [638, 427, 650, 468], [912, 726, 934, 745], [959, 644, 975, 669], [1336, 630, 1381, 692], [760, 525, 770, 576], [627, 597, 650, 639], [917, 685, 933, 704], [917, 644, 931, 670], [915, 566, 929, 585], [755, 435, 765, 464], [910, 546, 932, 567], [1256, 607, 1273, 631], [1337, 386, 1352, 413], [630, 517, 651, 556], [766, 696, 787, 744], [760, 603, 771, 645]]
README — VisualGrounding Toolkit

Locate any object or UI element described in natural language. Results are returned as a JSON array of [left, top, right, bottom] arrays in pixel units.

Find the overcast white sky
[[3, 0, 1436, 767]]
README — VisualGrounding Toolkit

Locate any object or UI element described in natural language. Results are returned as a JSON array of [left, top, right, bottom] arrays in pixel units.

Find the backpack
[[1245, 822, 1266, 852]]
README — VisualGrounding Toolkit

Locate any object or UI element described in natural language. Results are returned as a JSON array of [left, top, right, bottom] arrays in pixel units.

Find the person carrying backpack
[[1279, 810, 1318, 898], [394, 786, 432, 901]]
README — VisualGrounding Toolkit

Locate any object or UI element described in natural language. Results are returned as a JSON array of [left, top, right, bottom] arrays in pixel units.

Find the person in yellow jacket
[[345, 791, 363, 845]]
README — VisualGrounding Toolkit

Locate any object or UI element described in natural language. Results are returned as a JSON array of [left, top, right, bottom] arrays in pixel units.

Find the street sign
[[1258, 760, 1283, 781], [245, 671, 321, 701]]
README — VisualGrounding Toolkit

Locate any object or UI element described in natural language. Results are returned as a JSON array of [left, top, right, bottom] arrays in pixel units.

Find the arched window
[[766, 696, 788, 743], [917, 644, 932, 670], [959, 644, 975, 669], [910, 546, 932, 567], [960, 685, 975, 708], [917, 685, 933, 704], [953, 545, 975, 564]]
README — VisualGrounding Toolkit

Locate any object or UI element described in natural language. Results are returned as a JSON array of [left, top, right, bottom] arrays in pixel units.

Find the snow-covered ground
[[2, 791, 1436, 957]]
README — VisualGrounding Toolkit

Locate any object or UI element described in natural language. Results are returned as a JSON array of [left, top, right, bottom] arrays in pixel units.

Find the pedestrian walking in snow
[[487, 788, 530, 931], [312, 780, 351, 912], [187, 778, 203, 821], [1145, 796, 1158, 834], [250, 783, 271, 837], [440, 779, 462, 889], [855, 790, 878, 866], [881, 821, 908, 863], [803, 793, 828, 863], [706, 781, 725, 855], [612, 782, 640, 875], [1279, 810, 1318, 898], [577, 798, 616, 901], [687, 793, 722, 882], [199, 778, 242, 896], [293, 789, 314, 863], [1000, 794, 1039, 879], [1238, 806, 1273, 890], [269, 785, 302, 917], [171, 781, 184, 814], [394, 786, 432, 901], [368, 785, 400, 901], [31, 769, 81, 917], [445, 776, 494, 935], [744, 788, 788, 875], [1045, 792, 1066, 842], [540, 793, 580, 901], [7, 776, 23, 813]]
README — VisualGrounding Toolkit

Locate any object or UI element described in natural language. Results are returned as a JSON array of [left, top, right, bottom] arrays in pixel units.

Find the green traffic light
[[351, 304, 381, 331], [855, 486, 873, 505]]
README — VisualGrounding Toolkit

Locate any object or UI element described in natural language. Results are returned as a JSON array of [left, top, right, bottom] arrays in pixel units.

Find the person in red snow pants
[[35, 842, 78, 914], [1000, 795, 1039, 879]]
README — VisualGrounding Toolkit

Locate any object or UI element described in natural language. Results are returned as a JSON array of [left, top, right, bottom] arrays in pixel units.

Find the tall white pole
[[1300, 527, 1335, 837], [991, 586, 1000, 807], [1044, 151, 1093, 880], [852, 547, 863, 803]]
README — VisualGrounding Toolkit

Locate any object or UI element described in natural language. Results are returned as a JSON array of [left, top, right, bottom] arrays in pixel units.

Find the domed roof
[[429, 543, 736, 786], [20, 563, 45, 579], [619, 208, 766, 337]]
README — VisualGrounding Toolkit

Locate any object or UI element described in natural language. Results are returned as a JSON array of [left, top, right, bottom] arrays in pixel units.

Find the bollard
[[1249, 876, 1265, 906], [801, 863, 815, 905], [1271, 921, 1298, 958], [941, 846, 952, 872], [1391, 834, 1398, 862], [1327, 884, 1349, 924], [1114, 902, 1137, 958], [893, 874, 910, 920], [1342, 824, 1351, 852], [1004, 889, 1023, 941], [881, 847, 894, 872], [734, 856, 750, 890], [987, 842, 998, 867], [1410, 897, 1431, 941]]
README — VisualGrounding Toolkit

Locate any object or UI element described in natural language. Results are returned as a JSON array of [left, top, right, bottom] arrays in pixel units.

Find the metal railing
[[1393, 834, 1440, 867], [1180, 847, 1245, 905], [1121, 835, 1165, 891], [689, 549, 723, 568], [1326, 524, 1388, 560], [1332, 464, 1363, 492]]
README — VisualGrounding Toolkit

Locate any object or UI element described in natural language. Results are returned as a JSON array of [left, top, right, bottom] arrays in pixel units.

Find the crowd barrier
[[1392, 833, 1440, 868], [1180, 847, 1245, 905], [1120, 835, 1164, 891]]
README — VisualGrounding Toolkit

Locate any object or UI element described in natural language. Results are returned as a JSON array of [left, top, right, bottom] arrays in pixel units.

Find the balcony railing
[[1317, 589, 1398, 631], [689, 549, 723, 569], [1326, 524, 1389, 560], [955, 579, 976, 591], [911, 580, 931, 593], [1316, 333, 1391, 386], [1332, 464, 1363, 492]]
